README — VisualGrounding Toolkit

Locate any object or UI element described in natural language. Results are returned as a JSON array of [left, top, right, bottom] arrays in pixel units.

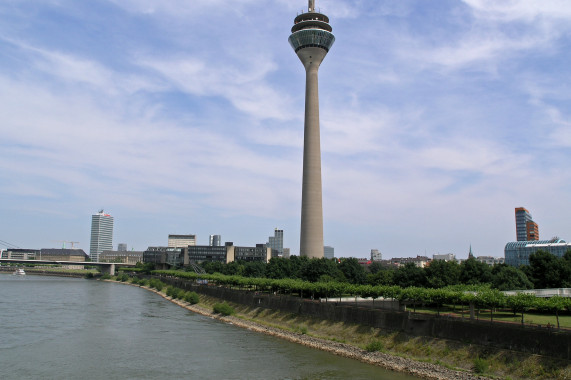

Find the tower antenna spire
[[309, 0, 315, 12]]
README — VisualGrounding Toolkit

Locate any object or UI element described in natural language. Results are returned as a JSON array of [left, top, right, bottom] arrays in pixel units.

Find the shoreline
[[127, 281, 488, 380]]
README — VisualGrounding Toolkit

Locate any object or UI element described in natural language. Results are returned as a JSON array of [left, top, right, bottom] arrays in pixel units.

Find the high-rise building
[[267, 229, 284, 258], [515, 207, 539, 241], [371, 249, 382, 261], [324, 246, 334, 259], [209, 234, 221, 247], [89, 210, 113, 262], [289, 0, 335, 259], [117, 243, 127, 251], [168, 234, 196, 248]]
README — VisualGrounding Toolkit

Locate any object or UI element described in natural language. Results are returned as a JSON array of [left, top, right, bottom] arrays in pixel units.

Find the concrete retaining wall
[[157, 276, 571, 360]]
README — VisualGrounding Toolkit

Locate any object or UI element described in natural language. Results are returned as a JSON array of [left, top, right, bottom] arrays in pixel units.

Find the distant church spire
[[468, 244, 474, 259]]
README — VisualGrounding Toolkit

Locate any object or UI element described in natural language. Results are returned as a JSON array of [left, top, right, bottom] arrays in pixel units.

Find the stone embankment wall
[[158, 276, 571, 360]]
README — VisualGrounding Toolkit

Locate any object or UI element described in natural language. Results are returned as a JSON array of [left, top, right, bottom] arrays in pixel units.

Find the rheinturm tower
[[289, 0, 335, 258]]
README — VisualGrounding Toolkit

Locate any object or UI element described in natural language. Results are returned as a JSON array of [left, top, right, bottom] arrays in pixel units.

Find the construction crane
[[53, 241, 80, 249]]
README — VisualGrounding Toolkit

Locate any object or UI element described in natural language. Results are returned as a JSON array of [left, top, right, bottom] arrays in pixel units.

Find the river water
[[0, 274, 418, 379]]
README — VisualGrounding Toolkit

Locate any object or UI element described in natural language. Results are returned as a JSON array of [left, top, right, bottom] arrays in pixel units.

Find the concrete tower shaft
[[288, 1, 334, 259]]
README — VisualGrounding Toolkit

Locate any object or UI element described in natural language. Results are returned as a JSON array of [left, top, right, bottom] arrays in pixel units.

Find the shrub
[[184, 291, 200, 304], [130, 277, 140, 284], [299, 325, 308, 335], [138, 279, 149, 287], [166, 286, 177, 298], [149, 279, 165, 291], [213, 302, 235, 316], [365, 340, 384, 352], [84, 272, 94, 279], [100, 273, 112, 280], [117, 273, 129, 282], [165, 286, 184, 299], [473, 357, 489, 374]]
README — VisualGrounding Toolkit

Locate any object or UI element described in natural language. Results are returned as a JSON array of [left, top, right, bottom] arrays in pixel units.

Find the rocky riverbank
[[136, 282, 489, 380]]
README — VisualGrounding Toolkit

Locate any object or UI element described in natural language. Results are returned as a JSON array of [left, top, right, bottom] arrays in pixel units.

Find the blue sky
[[1, 0, 570, 259]]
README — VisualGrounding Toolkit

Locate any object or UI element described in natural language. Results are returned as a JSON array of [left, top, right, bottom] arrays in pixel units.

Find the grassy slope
[[197, 294, 571, 380]]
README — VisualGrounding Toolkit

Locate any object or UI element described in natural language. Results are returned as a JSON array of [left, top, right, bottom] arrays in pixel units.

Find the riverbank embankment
[[133, 275, 571, 379], [120, 280, 488, 380]]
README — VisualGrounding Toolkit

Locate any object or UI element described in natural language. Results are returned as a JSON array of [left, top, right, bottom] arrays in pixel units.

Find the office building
[[371, 249, 382, 261], [187, 242, 271, 264], [476, 256, 504, 266], [289, 0, 335, 258], [89, 210, 113, 262], [100, 250, 143, 265], [433, 253, 456, 262], [168, 234, 196, 248], [267, 229, 284, 258], [515, 207, 539, 241], [1, 248, 40, 260], [505, 238, 571, 266], [209, 234, 221, 247], [117, 243, 127, 251], [143, 246, 186, 269], [40, 248, 89, 262], [324, 246, 334, 259]]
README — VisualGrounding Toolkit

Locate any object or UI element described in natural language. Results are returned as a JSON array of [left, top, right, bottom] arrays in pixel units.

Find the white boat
[[12, 268, 26, 276]]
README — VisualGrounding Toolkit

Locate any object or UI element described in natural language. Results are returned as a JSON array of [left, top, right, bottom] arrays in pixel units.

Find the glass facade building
[[235, 244, 270, 262], [324, 246, 334, 259], [504, 239, 571, 266], [90, 210, 113, 262], [188, 245, 228, 263], [143, 247, 184, 268], [209, 234, 221, 247], [515, 207, 539, 241], [267, 229, 284, 258]]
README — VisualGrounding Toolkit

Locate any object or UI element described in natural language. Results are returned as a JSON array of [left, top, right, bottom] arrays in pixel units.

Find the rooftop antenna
[[309, 0, 315, 12]]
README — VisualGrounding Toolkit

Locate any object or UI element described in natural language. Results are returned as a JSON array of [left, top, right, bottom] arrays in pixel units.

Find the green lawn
[[411, 304, 571, 329]]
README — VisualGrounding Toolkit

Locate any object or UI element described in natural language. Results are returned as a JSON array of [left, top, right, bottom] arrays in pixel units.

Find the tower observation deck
[[289, 1, 335, 259]]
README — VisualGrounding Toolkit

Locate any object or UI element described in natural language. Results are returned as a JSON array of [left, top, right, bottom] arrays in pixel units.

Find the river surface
[[0, 274, 418, 379]]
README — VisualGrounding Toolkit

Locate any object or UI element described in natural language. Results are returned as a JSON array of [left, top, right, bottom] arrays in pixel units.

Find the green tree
[[300, 258, 344, 283], [242, 261, 266, 278], [506, 293, 537, 325], [367, 268, 395, 286], [459, 257, 492, 285], [222, 261, 245, 276], [393, 263, 426, 288], [491, 264, 533, 291], [368, 262, 384, 274], [338, 258, 367, 284], [527, 250, 568, 289], [202, 261, 224, 274], [425, 260, 460, 288], [542, 296, 568, 329]]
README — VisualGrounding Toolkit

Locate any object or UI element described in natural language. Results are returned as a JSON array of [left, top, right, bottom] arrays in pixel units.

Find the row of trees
[[196, 250, 571, 290], [151, 269, 571, 327]]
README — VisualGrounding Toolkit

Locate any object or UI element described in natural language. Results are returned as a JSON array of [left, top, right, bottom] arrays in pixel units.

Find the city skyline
[[1, 1, 571, 258]]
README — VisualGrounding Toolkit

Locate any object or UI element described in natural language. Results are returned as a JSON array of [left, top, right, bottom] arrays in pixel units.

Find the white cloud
[[462, 0, 571, 23], [140, 55, 294, 121]]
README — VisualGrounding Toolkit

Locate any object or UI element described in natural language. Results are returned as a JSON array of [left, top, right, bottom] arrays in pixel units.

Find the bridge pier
[[100, 263, 116, 276]]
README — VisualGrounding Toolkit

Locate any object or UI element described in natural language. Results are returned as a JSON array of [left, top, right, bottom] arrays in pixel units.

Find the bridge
[[0, 259, 135, 275]]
